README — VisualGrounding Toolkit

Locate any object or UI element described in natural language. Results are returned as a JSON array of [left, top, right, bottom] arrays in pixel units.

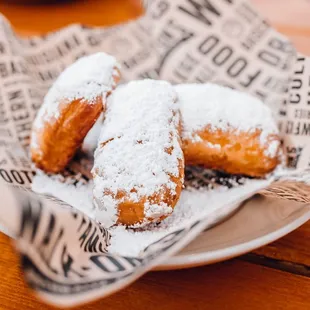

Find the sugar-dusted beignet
[[31, 52, 120, 173], [92, 80, 184, 227], [175, 83, 281, 177]]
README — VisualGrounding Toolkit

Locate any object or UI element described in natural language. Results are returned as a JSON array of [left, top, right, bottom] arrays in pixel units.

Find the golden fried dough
[[92, 80, 184, 227], [182, 126, 280, 177], [31, 53, 120, 173], [176, 83, 281, 177]]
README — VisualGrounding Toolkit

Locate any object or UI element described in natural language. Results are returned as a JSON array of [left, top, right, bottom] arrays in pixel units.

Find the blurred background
[[0, 0, 143, 33], [0, 0, 309, 54]]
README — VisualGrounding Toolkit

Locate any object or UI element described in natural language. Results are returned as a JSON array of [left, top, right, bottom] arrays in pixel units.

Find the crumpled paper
[[0, 0, 310, 307]]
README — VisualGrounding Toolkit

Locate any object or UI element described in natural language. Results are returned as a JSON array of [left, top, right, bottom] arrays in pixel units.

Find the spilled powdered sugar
[[275, 167, 310, 184], [175, 83, 280, 158], [32, 168, 121, 225], [109, 178, 270, 256], [32, 170, 96, 218], [92, 80, 183, 226], [31, 170, 271, 257], [31, 52, 119, 150]]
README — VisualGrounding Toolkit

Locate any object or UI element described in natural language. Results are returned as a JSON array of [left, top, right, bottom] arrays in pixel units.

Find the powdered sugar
[[175, 83, 279, 158], [144, 201, 173, 220], [82, 113, 104, 155], [108, 178, 271, 256], [31, 168, 271, 257], [32, 170, 96, 219], [265, 140, 281, 158], [92, 80, 183, 226], [31, 52, 119, 144], [275, 168, 310, 184]]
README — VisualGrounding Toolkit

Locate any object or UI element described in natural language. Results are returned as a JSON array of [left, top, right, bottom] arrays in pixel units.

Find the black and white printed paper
[[0, 0, 310, 307]]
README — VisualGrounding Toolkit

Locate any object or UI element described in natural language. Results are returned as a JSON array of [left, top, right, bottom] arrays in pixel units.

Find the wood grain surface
[[1, 233, 310, 310], [252, 221, 310, 267], [0, 0, 143, 35], [0, 0, 309, 309]]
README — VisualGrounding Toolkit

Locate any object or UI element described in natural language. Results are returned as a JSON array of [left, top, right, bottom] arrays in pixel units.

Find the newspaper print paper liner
[[0, 0, 309, 307]]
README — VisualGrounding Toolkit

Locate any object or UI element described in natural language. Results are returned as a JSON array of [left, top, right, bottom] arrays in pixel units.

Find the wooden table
[[0, 0, 310, 309]]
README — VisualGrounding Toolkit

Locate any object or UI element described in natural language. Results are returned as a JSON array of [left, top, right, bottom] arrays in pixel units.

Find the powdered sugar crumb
[[265, 140, 280, 158], [144, 201, 173, 220], [206, 141, 221, 150], [92, 79, 183, 226], [175, 83, 279, 158]]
